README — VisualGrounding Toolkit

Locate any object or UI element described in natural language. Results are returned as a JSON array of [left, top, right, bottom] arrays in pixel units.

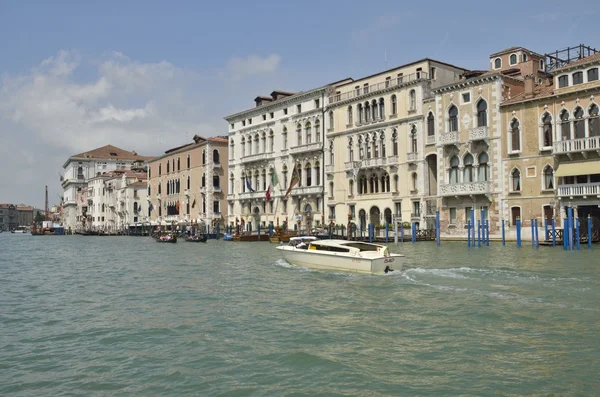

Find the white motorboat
[[11, 226, 29, 234], [276, 238, 403, 275]]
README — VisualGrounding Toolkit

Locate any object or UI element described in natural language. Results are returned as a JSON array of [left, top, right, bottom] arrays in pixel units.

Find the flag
[[246, 175, 255, 192], [192, 198, 196, 208], [266, 185, 271, 201], [284, 164, 300, 198], [271, 168, 279, 187]]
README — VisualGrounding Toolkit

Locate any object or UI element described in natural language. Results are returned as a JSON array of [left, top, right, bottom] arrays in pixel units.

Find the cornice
[[329, 80, 427, 109], [501, 86, 599, 108], [434, 74, 502, 94], [233, 110, 323, 137], [225, 87, 328, 122]]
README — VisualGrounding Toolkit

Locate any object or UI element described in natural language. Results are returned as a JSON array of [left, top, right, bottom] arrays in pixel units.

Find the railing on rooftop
[[545, 44, 599, 72], [328, 72, 428, 104]]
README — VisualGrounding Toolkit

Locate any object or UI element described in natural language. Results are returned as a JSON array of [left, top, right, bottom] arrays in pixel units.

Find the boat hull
[[276, 246, 402, 275]]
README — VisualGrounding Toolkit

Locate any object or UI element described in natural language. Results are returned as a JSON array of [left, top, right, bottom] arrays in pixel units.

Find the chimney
[[524, 74, 535, 98]]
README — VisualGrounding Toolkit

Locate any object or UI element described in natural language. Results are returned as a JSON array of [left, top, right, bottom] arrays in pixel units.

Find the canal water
[[1, 234, 598, 396]]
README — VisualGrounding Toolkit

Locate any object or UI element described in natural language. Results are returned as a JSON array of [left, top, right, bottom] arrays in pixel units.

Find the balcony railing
[[289, 142, 322, 155], [329, 71, 429, 103], [291, 186, 323, 195], [407, 152, 418, 163], [213, 186, 222, 193], [558, 183, 600, 197], [439, 181, 492, 196], [439, 131, 460, 146], [325, 164, 334, 173], [238, 191, 266, 200], [362, 157, 387, 168], [469, 126, 489, 141], [241, 151, 275, 163], [426, 134, 436, 145], [553, 136, 600, 154], [387, 155, 399, 165]]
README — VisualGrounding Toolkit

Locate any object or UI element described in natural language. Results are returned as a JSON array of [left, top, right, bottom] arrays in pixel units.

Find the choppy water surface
[[1, 234, 599, 396]]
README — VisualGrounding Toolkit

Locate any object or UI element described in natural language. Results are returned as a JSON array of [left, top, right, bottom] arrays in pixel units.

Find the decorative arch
[[448, 104, 458, 132], [509, 117, 521, 152], [478, 151, 489, 182], [589, 103, 599, 136], [476, 98, 487, 127], [427, 111, 435, 136], [542, 164, 554, 190], [510, 167, 521, 192]]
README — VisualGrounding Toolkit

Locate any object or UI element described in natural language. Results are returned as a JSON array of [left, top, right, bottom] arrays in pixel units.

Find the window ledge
[[541, 188, 555, 193], [327, 128, 334, 132], [448, 224, 457, 228], [539, 147, 552, 152], [408, 109, 417, 114], [508, 190, 522, 195], [508, 150, 522, 156], [390, 114, 398, 119]]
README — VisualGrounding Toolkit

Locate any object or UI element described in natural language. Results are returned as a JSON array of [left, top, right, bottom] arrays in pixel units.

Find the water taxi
[[276, 238, 403, 274]]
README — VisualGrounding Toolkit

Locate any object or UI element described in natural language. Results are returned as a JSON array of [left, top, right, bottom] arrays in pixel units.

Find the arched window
[[394, 174, 399, 193], [385, 173, 390, 192], [305, 122, 312, 144], [282, 127, 288, 150], [392, 129, 398, 156], [166, 161, 170, 173], [349, 179, 354, 196], [380, 132, 386, 157], [329, 111, 334, 130], [77, 166, 83, 179], [373, 134, 379, 158], [213, 149, 220, 164], [572, 71, 584, 85], [478, 152, 489, 182], [133, 202, 138, 213], [329, 140, 334, 165], [409, 89, 416, 111], [542, 112, 553, 147], [268, 130, 273, 152], [329, 181, 334, 198], [411, 125, 418, 153], [476, 100, 487, 127], [315, 119, 321, 142], [589, 104, 599, 136], [543, 166, 554, 190], [241, 137, 246, 157], [463, 154, 474, 183], [261, 169, 267, 190], [522, 53, 528, 62], [379, 98, 385, 119], [589, 68, 599, 82], [509, 53, 517, 65], [448, 105, 458, 132], [371, 99, 377, 120], [427, 112, 435, 136], [213, 175, 220, 188], [158, 182, 161, 194], [560, 110, 570, 141], [391, 95, 397, 115], [296, 124, 302, 146], [305, 163, 312, 187], [411, 172, 417, 191], [511, 168, 521, 192], [202, 150, 206, 165], [449, 155, 459, 184], [348, 137, 354, 161], [494, 58, 501, 69], [261, 132, 266, 153], [364, 101, 371, 122], [347, 105, 353, 125], [380, 174, 386, 192], [574, 107, 585, 138], [187, 176, 190, 190], [158, 163, 162, 176], [177, 157, 180, 171], [365, 136, 371, 159], [314, 161, 320, 186], [201, 172, 206, 187], [188, 153, 192, 168], [510, 118, 520, 151], [357, 103, 363, 123]]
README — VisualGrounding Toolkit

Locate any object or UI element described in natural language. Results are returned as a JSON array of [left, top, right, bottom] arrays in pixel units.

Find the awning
[[555, 161, 600, 177]]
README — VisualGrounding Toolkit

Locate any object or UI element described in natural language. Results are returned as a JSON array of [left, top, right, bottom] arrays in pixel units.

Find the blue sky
[[0, 0, 596, 207]]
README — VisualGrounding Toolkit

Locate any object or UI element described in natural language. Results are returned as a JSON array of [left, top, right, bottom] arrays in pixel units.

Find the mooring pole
[[576, 218, 581, 250], [567, 207, 574, 251], [467, 220, 471, 247], [436, 210, 441, 246], [501, 219, 505, 246], [516, 217, 521, 247], [588, 215, 593, 249]]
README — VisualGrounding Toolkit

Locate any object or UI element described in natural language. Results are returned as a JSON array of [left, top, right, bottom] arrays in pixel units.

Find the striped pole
[[531, 219, 535, 247], [477, 220, 481, 248], [471, 209, 476, 247]]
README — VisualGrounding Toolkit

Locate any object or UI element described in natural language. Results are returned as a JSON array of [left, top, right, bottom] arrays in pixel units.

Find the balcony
[[438, 131, 460, 146], [362, 157, 387, 168], [407, 152, 418, 163], [241, 151, 275, 164], [387, 155, 399, 165], [553, 136, 600, 158], [227, 193, 235, 200], [238, 191, 266, 200], [411, 213, 421, 220], [558, 183, 600, 198], [328, 71, 429, 104], [469, 126, 489, 141], [426, 135, 436, 145], [325, 164, 334, 173], [61, 177, 86, 187], [213, 162, 222, 169], [213, 186, 222, 193], [289, 142, 322, 155], [291, 186, 323, 196], [439, 181, 492, 197]]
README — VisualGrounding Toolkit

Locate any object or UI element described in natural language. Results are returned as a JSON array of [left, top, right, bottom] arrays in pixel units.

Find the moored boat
[[11, 226, 29, 234], [276, 238, 403, 275], [155, 234, 177, 243], [223, 234, 234, 241], [185, 234, 207, 242]]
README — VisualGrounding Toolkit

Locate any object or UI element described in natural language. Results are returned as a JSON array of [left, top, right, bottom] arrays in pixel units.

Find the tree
[[34, 211, 45, 223]]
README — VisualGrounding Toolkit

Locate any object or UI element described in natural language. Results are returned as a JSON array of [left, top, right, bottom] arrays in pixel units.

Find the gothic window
[[574, 107, 585, 138], [329, 111, 334, 130], [297, 124, 302, 145], [365, 101, 371, 122], [542, 112, 553, 147], [391, 95, 397, 115], [213, 149, 220, 164], [347, 106, 353, 125], [305, 163, 312, 187], [357, 103, 363, 123], [427, 112, 435, 136], [315, 119, 321, 142], [380, 132, 386, 157], [411, 125, 418, 153], [589, 104, 599, 136], [449, 155, 459, 184], [463, 153, 474, 183], [371, 99, 377, 120], [305, 122, 312, 144], [560, 110, 570, 140], [282, 127, 288, 150], [543, 166, 554, 190], [202, 150, 206, 165], [241, 137, 246, 157], [478, 152, 489, 182], [476, 99, 487, 127], [392, 129, 398, 156], [379, 98, 385, 119], [511, 168, 521, 192], [315, 161, 320, 186], [448, 105, 458, 132], [409, 89, 416, 111], [269, 130, 274, 152]]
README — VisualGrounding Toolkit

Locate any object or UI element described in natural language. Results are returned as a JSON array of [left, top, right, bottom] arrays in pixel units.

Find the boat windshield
[[340, 242, 380, 252]]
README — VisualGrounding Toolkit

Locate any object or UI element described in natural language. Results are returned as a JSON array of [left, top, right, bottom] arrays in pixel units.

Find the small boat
[[155, 234, 177, 243], [223, 234, 234, 241], [11, 226, 29, 234], [234, 232, 270, 242], [276, 238, 403, 275], [269, 228, 297, 243], [185, 234, 207, 242]]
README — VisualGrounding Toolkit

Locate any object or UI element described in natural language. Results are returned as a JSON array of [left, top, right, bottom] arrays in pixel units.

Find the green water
[[1, 235, 598, 396]]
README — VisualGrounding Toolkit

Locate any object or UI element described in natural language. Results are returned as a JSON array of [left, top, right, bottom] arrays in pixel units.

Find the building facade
[[501, 48, 600, 227], [326, 59, 466, 230], [147, 135, 229, 228], [86, 168, 148, 231], [16, 204, 34, 227], [433, 47, 548, 235], [0, 204, 19, 231], [61, 145, 151, 230], [225, 84, 350, 232]]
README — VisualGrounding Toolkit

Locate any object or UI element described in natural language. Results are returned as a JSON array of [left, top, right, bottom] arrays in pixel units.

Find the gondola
[[184, 234, 207, 243], [155, 234, 177, 243]]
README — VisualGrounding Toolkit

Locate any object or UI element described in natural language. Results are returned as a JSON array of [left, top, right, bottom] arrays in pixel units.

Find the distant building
[[0, 204, 19, 231], [60, 144, 152, 230], [147, 135, 229, 228], [16, 204, 34, 227]]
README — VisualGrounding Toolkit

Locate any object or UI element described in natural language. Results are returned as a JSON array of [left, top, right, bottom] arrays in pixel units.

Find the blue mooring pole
[[535, 219, 539, 249], [544, 218, 549, 241], [467, 220, 471, 247], [485, 220, 490, 246], [576, 218, 581, 250], [258, 224, 261, 241], [563, 218, 568, 251], [531, 219, 535, 247], [436, 210, 440, 246], [516, 217, 522, 247], [588, 215, 593, 249], [369, 224, 373, 243], [400, 223, 404, 243], [502, 219, 505, 246], [385, 223, 389, 244], [551, 218, 556, 247], [471, 209, 476, 247], [477, 220, 481, 247], [567, 207, 574, 250], [411, 222, 416, 244]]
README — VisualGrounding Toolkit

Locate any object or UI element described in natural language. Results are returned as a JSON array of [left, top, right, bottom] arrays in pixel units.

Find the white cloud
[[226, 54, 281, 80]]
